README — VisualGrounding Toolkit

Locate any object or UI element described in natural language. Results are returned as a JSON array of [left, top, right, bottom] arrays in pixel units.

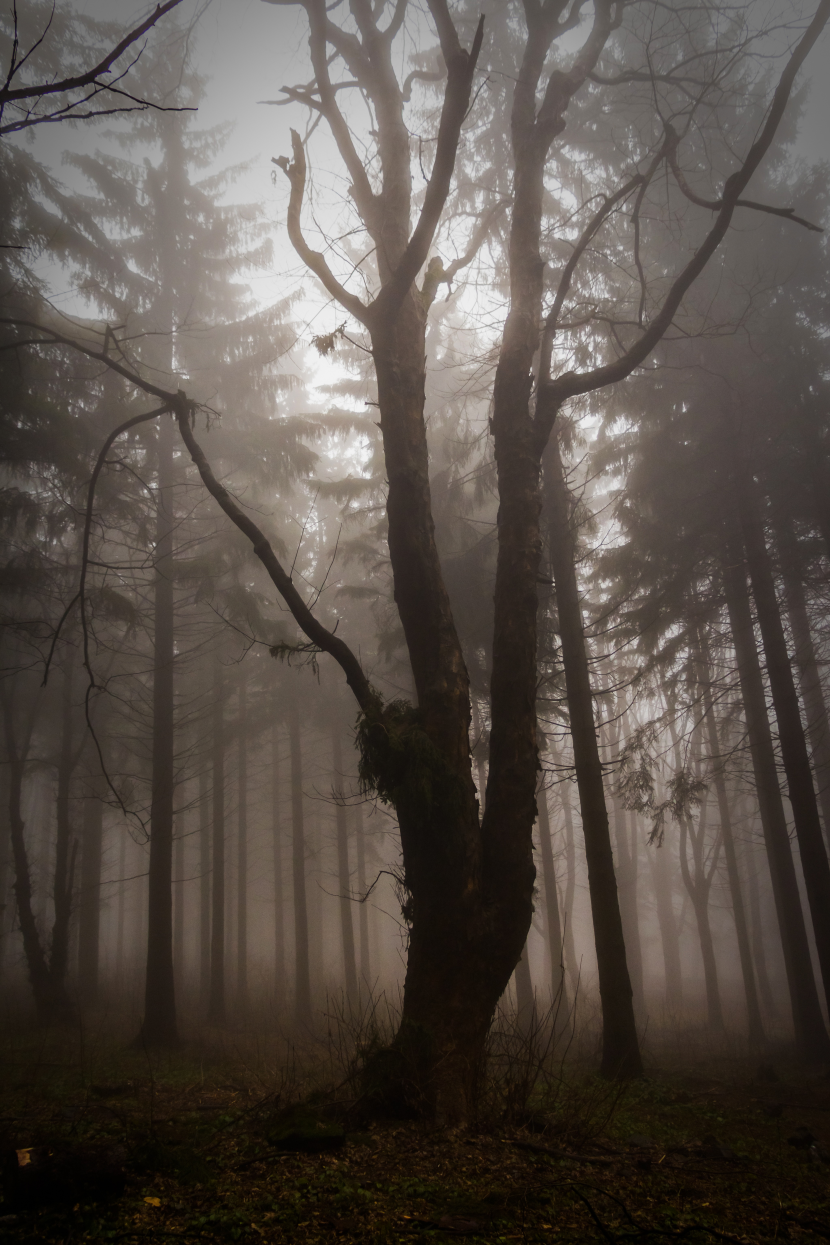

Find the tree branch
[[272, 130, 371, 325], [173, 397, 378, 713]]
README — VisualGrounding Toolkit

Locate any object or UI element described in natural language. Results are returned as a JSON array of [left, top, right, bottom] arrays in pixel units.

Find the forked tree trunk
[[208, 660, 226, 1025], [332, 717, 358, 1010], [737, 483, 830, 1011], [237, 669, 248, 1012], [288, 688, 311, 1026], [141, 415, 178, 1046], [721, 537, 830, 1058], [544, 435, 641, 1076]]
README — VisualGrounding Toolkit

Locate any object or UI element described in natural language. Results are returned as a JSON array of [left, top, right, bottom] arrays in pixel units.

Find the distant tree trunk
[[115, 828, 127, 983], [52, 660, 79, 1004], [199, 764, 210, 1008], [208, 660, 226, 1025], [649, 819, 683, 1014], [355, 801, 370, 997], [607, 713, 645, 1019], [544, 435, 641, 1076], [721, 535, 830, 1058], [288, 688, 311, 1026], [697, 638, 764, 1045], [236, 668, 248, 1012], [173, 807, 185, 993], [536, 776, 569, 1018], [272, 710, 285, 998], [743, 833, 778, 1020], [774, 514, 830, 852], [0, 684, 75, 1025], [676, 770, 724, 1032], [0, 763, 9, 981], [332, 717, 358, 1010], [737, 482, 830, 1012], [560, 782, 579, 992], [77, 778, 104, 1006], [142, 414, 178, 1047]]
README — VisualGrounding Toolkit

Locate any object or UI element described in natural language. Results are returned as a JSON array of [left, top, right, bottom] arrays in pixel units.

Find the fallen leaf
[[144, 1197, 161, 1207]]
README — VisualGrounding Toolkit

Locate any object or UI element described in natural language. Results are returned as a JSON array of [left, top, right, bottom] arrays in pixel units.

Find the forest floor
[[1, 1020, 830, 1244]]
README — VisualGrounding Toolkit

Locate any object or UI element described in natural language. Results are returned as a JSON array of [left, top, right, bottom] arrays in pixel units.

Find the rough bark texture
[[721, 536, 830, 1059], [536, 777, 569, 1019]]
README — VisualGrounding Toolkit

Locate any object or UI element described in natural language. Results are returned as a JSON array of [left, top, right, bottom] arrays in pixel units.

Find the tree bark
[[544, 434, 641, 1076], [208, 660, 226, 1025], [355, 800, 370, 998], [199, 762, 210, 1009], [738, 481, 830, 1011], [721, 536, 830, 1058], [173, 807, 185, 993], [141, 413, 178, 1046], [607, 713, 645, 1019]]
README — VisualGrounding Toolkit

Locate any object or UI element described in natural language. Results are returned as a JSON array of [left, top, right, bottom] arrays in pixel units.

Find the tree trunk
[[513, 942, 535, 1027], [115, 828, 127, 983], [77, 779, 104, 1007], [199, 763, 210, 1009], [544, 434, 641, 1076], [536, 776, 569, 1019], [738, 482, 830, 1011], [332, 717, 358, 1010], [208, 660, 226, 1025], [141, 413, 178, 1047], [677, 786, 724, 1032], [607, 714, 645, 1020], [237, 668, 248, 1013], [355, 800, 370, 998], [698, 642, 764, 1045], [774, 513, 830, 852], [744, 832, 779, 1020], [288, 687, 311, 1026], [272, 709, 285, 999], [51, 660, 79, 1003], [721, 536, 830, 1058], [173, 808, 185, 994], [649, 826, 683, 1014]]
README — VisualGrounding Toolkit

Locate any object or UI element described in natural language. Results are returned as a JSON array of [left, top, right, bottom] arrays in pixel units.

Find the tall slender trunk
[[697, 640, 764, 1045], [738, 483, 830, 1011], [0, 763, 9, 981], [744, 833, 778, 1019], [544, 435, 641, 1075], [677, 789, 724, 1032], [721, 538, 830, 1058], [237, 669, 248, 1012], [142, 414, 178, 1046], [115, 828, 127, 983], [199, 763, 210, 1008], [52, 660, 79, 998], [649, 827, 682, 1013], [288, 688, 311, 1026], [536, 776, 569, 1018], [332, 717, 358, 1010], [208, 660, 226, 1025], [774, 514, 830, 852], [272, 709, 285, 999], [77, 778, 104, 1006], [355, 801, 370, 997], [173, 808, 185, 993], [560, 779, 579, 991], [607, 714, 645, 1019]]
